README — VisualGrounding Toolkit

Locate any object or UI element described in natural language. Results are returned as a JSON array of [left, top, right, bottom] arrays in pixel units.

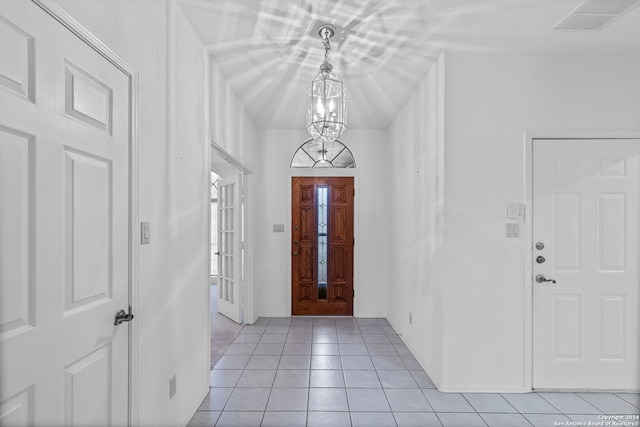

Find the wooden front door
[[292, 177, 354, 315]]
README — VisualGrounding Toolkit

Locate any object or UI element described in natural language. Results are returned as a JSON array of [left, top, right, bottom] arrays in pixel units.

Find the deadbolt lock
[[535, 242, 544, 250], [536, 256, 546, 264]]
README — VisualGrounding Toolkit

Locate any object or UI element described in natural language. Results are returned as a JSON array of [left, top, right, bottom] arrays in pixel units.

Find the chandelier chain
[[322, 33, 331, 59]]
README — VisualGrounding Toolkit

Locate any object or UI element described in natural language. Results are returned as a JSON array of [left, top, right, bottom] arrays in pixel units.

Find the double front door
[[291, 177, 354, 315]]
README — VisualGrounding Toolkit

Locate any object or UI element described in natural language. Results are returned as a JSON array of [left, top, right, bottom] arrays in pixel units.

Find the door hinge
[[353, 237, 355, 246], [353, 289, 355, 298], [353, 188, 355, 196]]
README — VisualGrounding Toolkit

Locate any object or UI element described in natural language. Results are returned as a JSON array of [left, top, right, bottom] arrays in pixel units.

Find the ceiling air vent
[[553, 0, 640, 30]]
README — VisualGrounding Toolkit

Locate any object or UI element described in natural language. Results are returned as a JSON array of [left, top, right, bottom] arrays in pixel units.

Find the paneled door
[[217, 174, 242, 323], [0, 1, 132, 425], [292, 177, 354, 315], [532, 139, 640, 389]]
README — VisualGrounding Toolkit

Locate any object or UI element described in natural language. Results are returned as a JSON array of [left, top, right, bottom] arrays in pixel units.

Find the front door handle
[[535, 274, 556, 284], [114, 307, 134, 325]]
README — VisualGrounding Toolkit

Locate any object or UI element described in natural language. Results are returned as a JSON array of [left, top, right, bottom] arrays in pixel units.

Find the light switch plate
[[507, 203, 525, 219], [273, 224, 285, 233], [141, 222, 150, 244]]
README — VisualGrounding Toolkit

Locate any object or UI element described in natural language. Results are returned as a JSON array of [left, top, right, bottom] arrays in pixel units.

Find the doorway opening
[[209, 142, 250, 368]]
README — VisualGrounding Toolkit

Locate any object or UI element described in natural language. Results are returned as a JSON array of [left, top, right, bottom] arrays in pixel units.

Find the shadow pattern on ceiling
[[178, 0, 442, 129], [178, 0, 640, 130]]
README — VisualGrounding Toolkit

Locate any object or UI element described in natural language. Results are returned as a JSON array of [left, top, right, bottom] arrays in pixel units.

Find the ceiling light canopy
[[306, 24, 347, 143]]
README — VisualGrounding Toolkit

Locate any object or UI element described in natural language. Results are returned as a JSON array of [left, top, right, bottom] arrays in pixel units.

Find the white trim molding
[[210, 133, 253, 174]]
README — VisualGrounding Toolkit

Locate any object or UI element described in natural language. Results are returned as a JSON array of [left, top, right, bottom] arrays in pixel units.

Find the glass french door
[[217, 174, 242, 323]]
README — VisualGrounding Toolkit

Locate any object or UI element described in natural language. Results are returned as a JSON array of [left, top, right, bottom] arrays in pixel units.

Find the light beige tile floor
[[190, 317, 640, 427], [210, 283, 244, 369]]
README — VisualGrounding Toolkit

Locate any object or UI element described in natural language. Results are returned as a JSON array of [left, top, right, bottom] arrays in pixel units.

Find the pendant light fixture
[[306, 24, 347, 143]]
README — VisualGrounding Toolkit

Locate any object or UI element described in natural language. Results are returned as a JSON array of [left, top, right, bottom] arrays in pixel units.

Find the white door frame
[[209, 134, 253, 324], [523, 129, 640, 391], [31, 0, 140, 422]]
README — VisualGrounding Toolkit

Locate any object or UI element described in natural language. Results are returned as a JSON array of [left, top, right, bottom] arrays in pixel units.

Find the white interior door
[[0, 1, 131, 425], [217, 174, 243, 323], [532, 138, 640, 390]]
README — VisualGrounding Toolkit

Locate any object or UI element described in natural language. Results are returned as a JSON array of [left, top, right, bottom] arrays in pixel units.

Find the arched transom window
[[290, 138, 356, 168]]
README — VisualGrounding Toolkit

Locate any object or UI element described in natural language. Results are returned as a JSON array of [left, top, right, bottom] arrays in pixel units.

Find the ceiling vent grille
[[553, 0, 640, 30]]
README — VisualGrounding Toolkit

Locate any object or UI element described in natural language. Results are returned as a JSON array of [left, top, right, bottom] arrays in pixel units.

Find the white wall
[[208, 53, 258, 324], [209, 59, 257, 172], [387, 51, 640, 392], [52, 0, 221, 425], [253, 129, 390, 318], [387, 56, 446, 387]]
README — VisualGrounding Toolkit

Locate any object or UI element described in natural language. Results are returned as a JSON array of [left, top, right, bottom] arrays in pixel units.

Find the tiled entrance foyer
[[188, 317, 640, 427]]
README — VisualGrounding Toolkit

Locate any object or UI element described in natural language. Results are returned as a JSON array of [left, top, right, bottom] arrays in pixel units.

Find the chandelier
[[306, 24, 347, 143]]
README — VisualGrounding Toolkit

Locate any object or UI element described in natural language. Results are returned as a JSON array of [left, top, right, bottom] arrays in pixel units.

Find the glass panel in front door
[[317, 186, 328, 300]]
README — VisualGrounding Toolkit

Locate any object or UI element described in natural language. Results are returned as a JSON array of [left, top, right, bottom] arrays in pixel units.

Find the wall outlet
[[169, 375, 176, 399], [409, 312, 412, 325], [273, 224, 285, 232]]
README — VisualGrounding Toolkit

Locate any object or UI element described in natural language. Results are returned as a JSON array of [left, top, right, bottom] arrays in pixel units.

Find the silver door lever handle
[[535, 274, 556, 284]]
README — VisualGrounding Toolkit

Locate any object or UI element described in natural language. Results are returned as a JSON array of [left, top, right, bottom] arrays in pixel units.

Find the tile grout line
[[538, 391, 603, 419], [199, 317, 640, 426]]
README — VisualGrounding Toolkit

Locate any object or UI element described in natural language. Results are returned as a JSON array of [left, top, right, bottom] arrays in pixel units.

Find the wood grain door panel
[[292, 177, 354, 315]]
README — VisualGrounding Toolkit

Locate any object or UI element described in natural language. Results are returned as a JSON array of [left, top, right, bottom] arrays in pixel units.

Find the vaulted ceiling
[[178, 0, 640, 130]]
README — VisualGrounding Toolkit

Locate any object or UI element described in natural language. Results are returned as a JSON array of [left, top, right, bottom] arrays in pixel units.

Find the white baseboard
[[437, 384, 531, 393]]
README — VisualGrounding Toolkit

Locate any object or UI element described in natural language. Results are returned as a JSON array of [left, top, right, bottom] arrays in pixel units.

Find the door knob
[[536, 256, 546, 264], [535, 274, 556, 284], [535, 242, 545, 250], [293, 251, 298, 256], [114, 307, 134, 325]]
